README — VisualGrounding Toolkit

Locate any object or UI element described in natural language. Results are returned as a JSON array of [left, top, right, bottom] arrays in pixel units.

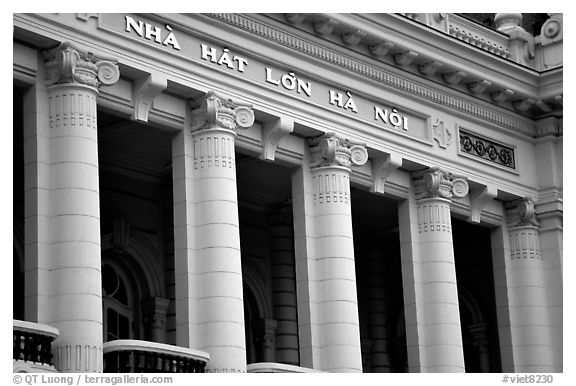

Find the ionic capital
[[44, 42, 119, 89], [505, 197, 540, 228], [191, 91, 255, 133], [309, 132, 368, 169], [412, 167, 469, 200]]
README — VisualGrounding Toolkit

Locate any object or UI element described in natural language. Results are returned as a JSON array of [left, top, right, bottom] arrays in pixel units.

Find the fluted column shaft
[[40, 43, 119, 372], [399, 167, 467, 372], [173, 92, 254, 373]]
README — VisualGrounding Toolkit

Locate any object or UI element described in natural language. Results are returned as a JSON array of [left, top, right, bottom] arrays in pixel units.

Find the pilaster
[[469, 323, 491, 373], [143, 297, 171, 343], [398, 167, 467, 372], [292, 132, 367, 372], [367, 251, 392, 372], [39, 42, 119, 372], [253, 318, 279, 362], [269, 206, 300, 366], [173, 91, 254, 373]]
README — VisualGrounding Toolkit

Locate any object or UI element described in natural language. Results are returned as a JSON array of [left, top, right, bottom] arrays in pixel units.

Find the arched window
[[102, 262, 134, 342]]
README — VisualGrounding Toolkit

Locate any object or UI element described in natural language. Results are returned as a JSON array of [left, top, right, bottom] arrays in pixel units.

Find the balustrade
[[13, 320, 59, 371], [103, 340, 209, 373]]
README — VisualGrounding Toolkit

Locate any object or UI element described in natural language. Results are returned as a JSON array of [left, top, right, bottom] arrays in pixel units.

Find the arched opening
[[453, 218, 502, 373], [102, 259, 135, 342], [101, 249, 154, 342]]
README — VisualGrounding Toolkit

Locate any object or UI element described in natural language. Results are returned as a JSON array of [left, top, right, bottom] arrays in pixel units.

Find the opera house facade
[[13, 13, 562, 373]]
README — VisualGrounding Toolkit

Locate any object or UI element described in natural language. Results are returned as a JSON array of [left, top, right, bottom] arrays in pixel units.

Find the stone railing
[[13, 320, 59, 373], [401, 13, 511, 59], [247, 362, 324, 373], [446, 15, 511, 59], [103, 340, 209, 373]]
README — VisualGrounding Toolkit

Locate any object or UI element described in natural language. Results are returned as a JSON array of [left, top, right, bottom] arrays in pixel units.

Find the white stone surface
[[398, 194, 465, 372], [173, 126, 247, 372]]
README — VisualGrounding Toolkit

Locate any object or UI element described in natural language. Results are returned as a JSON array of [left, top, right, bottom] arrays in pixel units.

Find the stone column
[[269, 205, 300, 365], [143, 297, 171, 343], [493, 198, 554, 372], [398, 167, 468, 372], [173, 91, 254, 372], [292, 132, 368, 372], [42, 43, 119, 372]]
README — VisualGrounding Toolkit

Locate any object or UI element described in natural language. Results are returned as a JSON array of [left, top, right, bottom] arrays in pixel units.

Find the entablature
[[250, 13, 562, 123], [12, 12, 553, 213]]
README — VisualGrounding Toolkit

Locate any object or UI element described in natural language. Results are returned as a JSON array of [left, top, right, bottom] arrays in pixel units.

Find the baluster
[[148, 351, 158, 372], [13, 331, 21, 360], [38, 334, 50, 364], [32, 334, 40, 362], [150, 351, 158, 372], [134, 351, 143, 372], [118, 351, 131, 372], [23, 333, 33, 362], [161, 354, 169, 372], [190, 358, 199, 373]]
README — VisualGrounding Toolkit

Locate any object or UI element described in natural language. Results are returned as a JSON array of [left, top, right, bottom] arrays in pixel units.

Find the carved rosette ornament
[[44, 42, 119, 89], [191, 91, 255, 133], [412, 167, 469, 200], [309, 132, 368, 169]]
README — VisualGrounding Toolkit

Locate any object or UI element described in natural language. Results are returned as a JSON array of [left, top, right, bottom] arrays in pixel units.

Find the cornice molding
[[204, 13, 538, 137]]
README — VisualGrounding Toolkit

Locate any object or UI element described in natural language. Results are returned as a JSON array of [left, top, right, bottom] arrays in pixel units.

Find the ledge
[[247, 362, 324, 373], [103, 339, 210, 363], [13, 320, 59, 339]]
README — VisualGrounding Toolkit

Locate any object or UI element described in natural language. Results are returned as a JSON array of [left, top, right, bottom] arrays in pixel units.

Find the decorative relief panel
[[54, 345, 102, 372], [48, 91, 97, 129], [312, 172, 351, 205], [193, 134, 235, 169], [432, 119, 453, 149], [509, 229, 542, 260], [459, 128, 515, 170], [417, 202, 452, 234]]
